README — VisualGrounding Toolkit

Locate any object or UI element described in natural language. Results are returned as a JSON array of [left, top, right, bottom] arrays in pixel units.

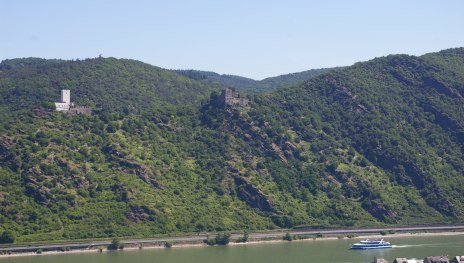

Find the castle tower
[[61, 89, 70, 104], [55, 89, 71, 111]]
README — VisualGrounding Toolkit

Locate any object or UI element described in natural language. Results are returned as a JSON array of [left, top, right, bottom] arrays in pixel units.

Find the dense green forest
[[174, 68, 334, 92], [0, 48, 463, 243]]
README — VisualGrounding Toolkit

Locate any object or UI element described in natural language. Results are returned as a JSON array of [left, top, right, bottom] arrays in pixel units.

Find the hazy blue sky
[[1, 0, 463, 79]]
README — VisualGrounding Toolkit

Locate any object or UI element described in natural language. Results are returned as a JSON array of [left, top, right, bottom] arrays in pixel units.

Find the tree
[[215, 233, 231, 245], [283, 232, 293, 241], [164, 241, 173, 248], [108, 238, 122, 250], [0, 230, 16, 244], [203, 233, 231, 246], [236, 231, 249, 243]]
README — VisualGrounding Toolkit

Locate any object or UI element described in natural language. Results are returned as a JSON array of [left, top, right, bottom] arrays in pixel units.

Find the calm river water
[[2, 234, 464, 263]]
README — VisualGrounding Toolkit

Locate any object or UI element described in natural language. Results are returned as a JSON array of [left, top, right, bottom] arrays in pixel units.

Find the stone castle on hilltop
[[55, 89, 71, 111], [54, 89, 92, 115], [215, 88, 252, 108]]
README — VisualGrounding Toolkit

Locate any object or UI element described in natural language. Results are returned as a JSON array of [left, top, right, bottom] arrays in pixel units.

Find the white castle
[[55, 89, 72, 111], [54, 89, 92, 115]]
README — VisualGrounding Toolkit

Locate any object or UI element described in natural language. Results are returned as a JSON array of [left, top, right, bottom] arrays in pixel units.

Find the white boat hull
[[350, 245, 392, 250]]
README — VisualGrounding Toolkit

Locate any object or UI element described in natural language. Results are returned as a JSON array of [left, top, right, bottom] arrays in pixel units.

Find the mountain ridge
[[173, 67, 335, 92]]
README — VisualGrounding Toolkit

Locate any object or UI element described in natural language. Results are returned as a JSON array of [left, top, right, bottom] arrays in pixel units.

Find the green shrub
[[236, 231, 249, 243], [108, 238, 122, 250], [283, 232, 293, 241], [0, 230, 16, 244], [204, 235, 216, 246], [59, 246, 70, 252], [204, 233, 231, 246], [215, 233, 231, 245]]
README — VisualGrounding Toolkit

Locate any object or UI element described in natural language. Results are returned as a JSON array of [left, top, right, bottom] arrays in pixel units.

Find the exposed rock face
[[125, 205, 153, 222], [419, 102, 464, 144], [104, 144, 163, 189], [234, 176, 276, 213], [25, 173, 51, 205], [0, 135, 14, 162], [361, 199, 398, 222], [23, 158, 89, 205]]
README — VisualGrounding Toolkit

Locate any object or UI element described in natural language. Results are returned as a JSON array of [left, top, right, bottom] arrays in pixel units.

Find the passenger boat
[[350, 239, 392, 249]]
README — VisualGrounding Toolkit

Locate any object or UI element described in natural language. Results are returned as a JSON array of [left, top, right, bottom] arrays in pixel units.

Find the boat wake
[[392, 244, 425, 248]]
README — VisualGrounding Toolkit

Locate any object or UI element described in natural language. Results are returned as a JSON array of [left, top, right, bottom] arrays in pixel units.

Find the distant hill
[[255, 68, 336, 92], [173, 68, 335, 92], [0, 57, 218, 122], [0, 48, 463, 243], [173, 70, 256, 91]]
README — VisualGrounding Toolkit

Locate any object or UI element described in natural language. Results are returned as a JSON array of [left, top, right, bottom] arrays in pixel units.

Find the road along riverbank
[[1, 225, 464, 258]]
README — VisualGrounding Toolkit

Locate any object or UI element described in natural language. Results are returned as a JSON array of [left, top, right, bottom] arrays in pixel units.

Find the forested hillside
[[0, 57, 216, 122], [172, 70, 257, 91], [174, 68, 334, 92], [0, 48, 463, 243]]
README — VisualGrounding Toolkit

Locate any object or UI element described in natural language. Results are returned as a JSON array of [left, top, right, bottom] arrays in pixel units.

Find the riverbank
[[229, 231, 464, 247], [1, 226, 464, 259]]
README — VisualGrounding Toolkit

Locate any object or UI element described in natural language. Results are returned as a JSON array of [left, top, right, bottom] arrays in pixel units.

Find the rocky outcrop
[[422, 77, 463, 98], [104, 144, 163, 189], [419, 102, 464, 144], [234, 176, 277, 213], [118, 160, 162, 189], [0, 135, 14, 164], [125, 205, 154, 222], [361, 199, 398, 222]]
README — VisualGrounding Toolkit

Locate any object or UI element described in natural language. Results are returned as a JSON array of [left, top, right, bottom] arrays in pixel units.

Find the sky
[[1, 0, 463, 80]]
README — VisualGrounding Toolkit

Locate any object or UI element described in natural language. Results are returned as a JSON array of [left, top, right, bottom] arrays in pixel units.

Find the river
[[2, 234, 463, 263]]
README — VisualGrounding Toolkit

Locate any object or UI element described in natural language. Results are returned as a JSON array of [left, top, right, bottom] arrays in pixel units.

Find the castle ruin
[[216, 88, 251, 108]]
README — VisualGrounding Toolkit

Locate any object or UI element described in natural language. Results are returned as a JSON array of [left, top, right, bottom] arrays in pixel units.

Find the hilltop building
[[54, 89, 92, 115], [55, 89, 71, 111], [215, 88, 251, 108]]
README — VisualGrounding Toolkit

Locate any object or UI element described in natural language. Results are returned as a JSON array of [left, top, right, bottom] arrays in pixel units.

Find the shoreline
[[1, 230, 464, 259]]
